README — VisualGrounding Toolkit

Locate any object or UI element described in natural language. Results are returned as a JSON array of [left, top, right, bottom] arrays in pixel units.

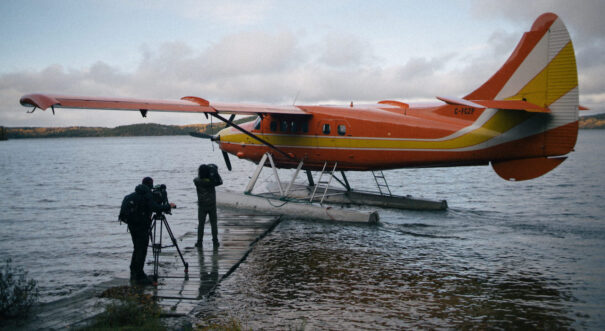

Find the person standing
[[194, 164, 222, 248], [120, 177, 174, 285]]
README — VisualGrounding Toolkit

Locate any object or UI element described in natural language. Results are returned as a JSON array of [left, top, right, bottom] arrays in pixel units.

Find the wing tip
[[20, 93, 60, 110]]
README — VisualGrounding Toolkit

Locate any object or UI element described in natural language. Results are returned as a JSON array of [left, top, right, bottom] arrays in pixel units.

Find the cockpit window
[[302, 121, 309, 133], [337, 124, 346, 136], [270, 121, 277, 131], [291, 121, 299, 133], [280, 120, 288, 132], [254, 117, 261, 130], [322, 124, 331, 134]]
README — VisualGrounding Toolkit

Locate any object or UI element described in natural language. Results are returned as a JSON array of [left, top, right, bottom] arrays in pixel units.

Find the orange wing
[[19, 93, 310, 116]]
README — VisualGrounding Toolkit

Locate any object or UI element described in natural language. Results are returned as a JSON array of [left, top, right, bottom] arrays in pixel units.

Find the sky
[[1, 0, 603, 127]]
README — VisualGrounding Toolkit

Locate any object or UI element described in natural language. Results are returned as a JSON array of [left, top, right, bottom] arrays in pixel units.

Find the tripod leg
[[162, 217, 189, 277], [150, 217, 162, 283]]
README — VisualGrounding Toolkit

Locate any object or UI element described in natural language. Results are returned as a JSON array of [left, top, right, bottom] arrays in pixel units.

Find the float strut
[[284, 160, 304, 197], [244, 153, 269, 194]]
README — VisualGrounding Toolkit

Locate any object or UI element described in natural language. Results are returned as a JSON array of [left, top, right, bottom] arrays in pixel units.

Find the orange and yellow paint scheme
[[20, 13, 581, 181]]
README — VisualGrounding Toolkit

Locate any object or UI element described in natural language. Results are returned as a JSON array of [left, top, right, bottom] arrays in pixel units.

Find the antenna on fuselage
[[292, 90, 301, 105]]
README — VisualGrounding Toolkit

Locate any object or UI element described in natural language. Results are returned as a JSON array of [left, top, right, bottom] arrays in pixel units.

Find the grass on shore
[[83, 285, 246, 331], [83, 285, 165, 331]]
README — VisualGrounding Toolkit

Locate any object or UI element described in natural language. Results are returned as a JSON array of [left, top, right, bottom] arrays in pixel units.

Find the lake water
[[0, 131, 604, 329]]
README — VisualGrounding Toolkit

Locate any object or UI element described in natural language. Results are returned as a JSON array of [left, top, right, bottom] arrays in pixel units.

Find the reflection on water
[[198, 248, 220, 298], [195, 221, 577, 329], [1, 132, 604, 329]]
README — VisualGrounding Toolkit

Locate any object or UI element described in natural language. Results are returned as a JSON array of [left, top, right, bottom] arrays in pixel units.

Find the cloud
[[469, 0, 605, 111], [3, 6, 602, 128], [315, 33, 373, 68], [201, 32, 302, 77], [0, 29, 512, 126], [158, 0, 274, 26], [470, 0, 605, 41]]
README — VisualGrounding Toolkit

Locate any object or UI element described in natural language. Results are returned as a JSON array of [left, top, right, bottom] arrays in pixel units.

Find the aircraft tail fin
[[465, 13, 579, 112], [465, 13, 579, 180]]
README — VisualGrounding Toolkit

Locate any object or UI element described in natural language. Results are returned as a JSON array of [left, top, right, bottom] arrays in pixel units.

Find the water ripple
[[1, 134, 604, 328]]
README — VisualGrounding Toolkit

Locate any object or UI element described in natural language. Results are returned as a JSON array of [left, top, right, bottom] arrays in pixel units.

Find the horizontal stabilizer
[[473, 100, 549, 113], [491, 157, 566, 181], [436, 96, 484, 108], [436, 96, 549, 113]]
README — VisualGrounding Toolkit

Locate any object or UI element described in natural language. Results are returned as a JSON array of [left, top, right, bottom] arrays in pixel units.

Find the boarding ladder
[[310, 162, 338, 204], [372, 170, 392, 196]]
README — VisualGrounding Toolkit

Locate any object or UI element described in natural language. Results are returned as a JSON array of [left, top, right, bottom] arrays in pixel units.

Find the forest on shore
[[1, 114, 604, 140], [0, 116, 255, 139]]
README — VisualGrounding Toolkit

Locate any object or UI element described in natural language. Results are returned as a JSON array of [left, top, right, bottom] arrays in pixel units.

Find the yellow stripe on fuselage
[[220, 110, 533, 151]]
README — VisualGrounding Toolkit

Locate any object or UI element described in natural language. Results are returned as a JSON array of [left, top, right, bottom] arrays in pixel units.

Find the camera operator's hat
[[142, 177, 154, 188]]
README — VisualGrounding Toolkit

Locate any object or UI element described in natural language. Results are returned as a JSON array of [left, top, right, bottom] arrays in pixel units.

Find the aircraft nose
[[216, 127, 235, 143]]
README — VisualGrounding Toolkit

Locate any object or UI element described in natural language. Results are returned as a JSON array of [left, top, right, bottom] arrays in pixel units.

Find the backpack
[[119, 192, 144, 225]]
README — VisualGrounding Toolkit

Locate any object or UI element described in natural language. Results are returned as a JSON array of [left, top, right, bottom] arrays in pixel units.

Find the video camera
[[148, 183, 187, 279], [151, 184, 171, 213], [207, 164, 222, 186]]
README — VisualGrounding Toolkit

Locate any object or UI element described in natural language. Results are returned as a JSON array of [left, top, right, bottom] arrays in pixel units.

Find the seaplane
[[20, 13, 583, 220]]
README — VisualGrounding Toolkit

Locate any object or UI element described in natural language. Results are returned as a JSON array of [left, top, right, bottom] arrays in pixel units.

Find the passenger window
[[291, 121, 299, 133], [254, 117, 261, 130], [270, 121, 277, 131], [302, 121, 308, 133], [337, 124, 346, 136], [280, 120, 288, 132], [322, 124, 331, 134]]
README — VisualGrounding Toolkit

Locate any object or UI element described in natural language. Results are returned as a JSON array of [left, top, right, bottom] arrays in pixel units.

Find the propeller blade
[[189, 131, 219, 141], [226, 114, 236, 127], [222, 151, 232, 171]]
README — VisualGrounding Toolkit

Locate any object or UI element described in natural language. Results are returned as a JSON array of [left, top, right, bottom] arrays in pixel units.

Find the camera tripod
[[149, 212, 189, 281]]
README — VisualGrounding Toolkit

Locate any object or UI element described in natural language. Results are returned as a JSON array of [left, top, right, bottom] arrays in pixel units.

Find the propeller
[[189, 131, 232, 171], [189, 131, 218, 141], [222, 151, 232, 171]]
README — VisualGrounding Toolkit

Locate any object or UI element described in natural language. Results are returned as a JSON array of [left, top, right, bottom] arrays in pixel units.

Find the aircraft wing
[[19, 93, 310, 116]]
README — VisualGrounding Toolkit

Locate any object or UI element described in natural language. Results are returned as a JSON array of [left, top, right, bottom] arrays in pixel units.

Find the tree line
[[578, 113, 605, 129], [0, 116, 256, 139], [1, 114, 603, 140]]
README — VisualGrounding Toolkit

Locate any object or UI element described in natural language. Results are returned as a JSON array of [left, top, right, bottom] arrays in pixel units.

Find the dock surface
[[148, 211, 281, 316], [8, 210, 281, 330]]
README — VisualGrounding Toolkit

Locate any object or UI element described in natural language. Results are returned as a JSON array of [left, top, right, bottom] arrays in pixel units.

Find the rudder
[[466, 13, 580, 180], [468, 13, 579, 148]]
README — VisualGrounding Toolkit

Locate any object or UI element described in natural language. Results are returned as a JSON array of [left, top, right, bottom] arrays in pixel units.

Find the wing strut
[[209, 113, 295, 160], [226, 114, 235, 127]]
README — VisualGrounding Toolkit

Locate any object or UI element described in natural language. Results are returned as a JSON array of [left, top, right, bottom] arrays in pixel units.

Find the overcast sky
[[1, 0, 603, 127]]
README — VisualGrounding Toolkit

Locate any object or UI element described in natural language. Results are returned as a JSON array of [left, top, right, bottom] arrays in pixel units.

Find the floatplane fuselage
[[216, 99, 577, 176]]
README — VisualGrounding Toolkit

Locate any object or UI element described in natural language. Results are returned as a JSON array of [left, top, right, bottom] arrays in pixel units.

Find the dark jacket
[[194, 176, 221, 206], [130, 184, 171, 228]]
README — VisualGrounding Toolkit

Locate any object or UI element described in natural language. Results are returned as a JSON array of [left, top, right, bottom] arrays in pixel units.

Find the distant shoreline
[[0, 114, 603, 139], [578, 113, 605, 129], [0, 116, 255, 139]]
